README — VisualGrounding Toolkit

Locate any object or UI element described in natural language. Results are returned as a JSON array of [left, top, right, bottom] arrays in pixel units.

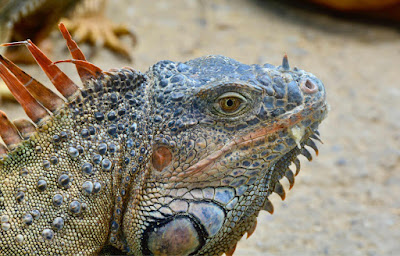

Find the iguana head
[[125, 55, 328, 255]]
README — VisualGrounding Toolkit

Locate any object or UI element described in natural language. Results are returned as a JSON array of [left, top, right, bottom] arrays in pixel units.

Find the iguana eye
[[219, 97, 241, 112], [215, 92, 247, 115]]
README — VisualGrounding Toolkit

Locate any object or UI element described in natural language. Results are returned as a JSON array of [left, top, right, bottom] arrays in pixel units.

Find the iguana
[[0, 23, 328, 255], [0, 0, 137, 101], [0, 0, 136, 62]]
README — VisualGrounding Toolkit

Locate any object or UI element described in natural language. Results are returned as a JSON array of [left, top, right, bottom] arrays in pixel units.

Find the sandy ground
[[1, 0, 399, 255]]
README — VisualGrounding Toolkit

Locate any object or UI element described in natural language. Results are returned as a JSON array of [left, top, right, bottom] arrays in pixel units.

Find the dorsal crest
[[0, 23, 136, 163]]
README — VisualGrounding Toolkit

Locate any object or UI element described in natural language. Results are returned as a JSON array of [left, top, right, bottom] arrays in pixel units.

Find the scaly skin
[[0, 32, 328, 255]]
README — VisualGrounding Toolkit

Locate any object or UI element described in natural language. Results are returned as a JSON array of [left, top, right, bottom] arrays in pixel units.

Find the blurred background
[[1, 0, 399, 255]]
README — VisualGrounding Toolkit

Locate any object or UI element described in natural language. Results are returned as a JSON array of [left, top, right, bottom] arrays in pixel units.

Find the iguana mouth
[[183, 101, 328, 178]]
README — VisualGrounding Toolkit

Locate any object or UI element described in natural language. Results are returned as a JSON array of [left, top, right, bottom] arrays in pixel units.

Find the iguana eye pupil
[[219, 97, 241, 113]]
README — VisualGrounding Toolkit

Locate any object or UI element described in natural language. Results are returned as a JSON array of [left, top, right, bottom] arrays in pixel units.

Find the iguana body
[[0, 0, 136, 101], [0, 0, 78, 46], [0, 0, 136, 62], [0, 24, 328, 255]]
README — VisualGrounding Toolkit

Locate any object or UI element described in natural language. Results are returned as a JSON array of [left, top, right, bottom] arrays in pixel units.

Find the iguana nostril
[[301, 79, 318, 94], [152, 146, 172, 172]]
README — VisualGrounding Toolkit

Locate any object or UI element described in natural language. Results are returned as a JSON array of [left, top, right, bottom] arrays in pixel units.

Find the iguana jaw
[[183, 100, 328, 178], [138, 102, 327, 256]]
